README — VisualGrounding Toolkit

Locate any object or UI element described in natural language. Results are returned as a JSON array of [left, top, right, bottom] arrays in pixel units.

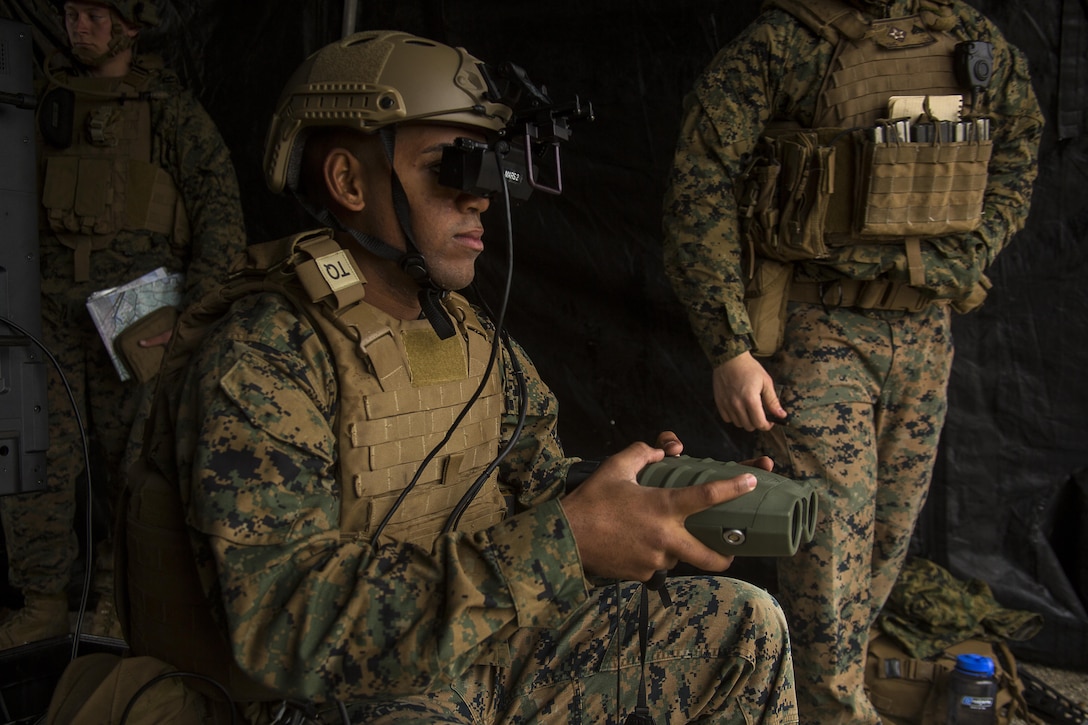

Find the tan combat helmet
[[264, 29, 515, 196]]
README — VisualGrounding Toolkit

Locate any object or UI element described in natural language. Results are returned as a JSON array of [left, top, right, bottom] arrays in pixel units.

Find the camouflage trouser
[[757, 301, 953, 725], [0, 293, 143, 597], [344, 577, 798, 724]]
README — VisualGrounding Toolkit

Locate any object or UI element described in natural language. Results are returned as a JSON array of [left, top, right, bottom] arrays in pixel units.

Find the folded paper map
[[86, 267, 184, 381], [887, 94, 963, 123]]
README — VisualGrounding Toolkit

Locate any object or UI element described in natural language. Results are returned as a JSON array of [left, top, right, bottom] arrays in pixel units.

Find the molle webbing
[[38, 70, 185, 281], [762, 0, 959, 43], [818, 22, 961, 126], [789, 276, 932, 311], [854, 136, 991, 237], [254, 232, 507, 548], [817, 22, 962, 128], [741, 126, 992, 264], [763, 0, 963, 128], [311, 293, 505, 548], [740, 0, 987, 265], [121, 457, 281, 705]]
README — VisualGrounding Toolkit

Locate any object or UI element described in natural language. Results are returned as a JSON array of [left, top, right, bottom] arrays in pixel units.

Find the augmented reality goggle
[[438, 61, 594, 202]]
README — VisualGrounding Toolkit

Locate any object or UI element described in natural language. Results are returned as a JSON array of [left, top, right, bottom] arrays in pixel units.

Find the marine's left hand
[[139, 329, 174, 348]]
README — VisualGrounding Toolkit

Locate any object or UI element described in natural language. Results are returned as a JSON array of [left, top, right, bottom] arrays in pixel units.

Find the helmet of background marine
[[264, 29, 515, 196], [56, 0, 160, 66]]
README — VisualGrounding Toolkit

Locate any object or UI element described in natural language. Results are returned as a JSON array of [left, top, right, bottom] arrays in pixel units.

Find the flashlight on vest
[[636, 456, 818, 557]]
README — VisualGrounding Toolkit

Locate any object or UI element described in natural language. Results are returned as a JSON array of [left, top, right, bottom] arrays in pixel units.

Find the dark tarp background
[[2, 0, 1086, 670]]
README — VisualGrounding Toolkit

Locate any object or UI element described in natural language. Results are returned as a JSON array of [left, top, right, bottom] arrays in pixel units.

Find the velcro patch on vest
[[402, 328, 468, 386], [869, 17, 937, 49]]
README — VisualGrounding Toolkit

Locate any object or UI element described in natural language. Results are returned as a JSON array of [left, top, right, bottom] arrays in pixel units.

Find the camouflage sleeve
[[922, 3, 1044, 297], [154, 87, 247, 305], [662, 13, 820, 366], [496, 331, 578, 509], [176, 295, 588, 702]]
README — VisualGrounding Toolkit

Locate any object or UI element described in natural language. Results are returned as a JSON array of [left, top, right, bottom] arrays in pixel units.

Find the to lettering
[[324, 260, 353, 280]]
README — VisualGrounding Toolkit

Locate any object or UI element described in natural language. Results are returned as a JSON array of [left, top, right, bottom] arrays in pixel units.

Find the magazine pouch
[[739, 130, 836, 262], [115, 305, 179, 383], [736, 144, 781, 255], [856, 137, 992, 237], [778, 131, 835, 259]]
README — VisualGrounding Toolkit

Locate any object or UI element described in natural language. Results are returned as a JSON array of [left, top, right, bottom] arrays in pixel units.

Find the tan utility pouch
[[736, 148, 781, 256], [856, 138, 992, 237], [115, 305, 179, 383], [744, 258, 793, 357], [42, 155, 181, 237], [864, 627, 1034, 725], [45, 653, 221, 725], [740, 131, 836, 262], [778, 132, 835, 259]]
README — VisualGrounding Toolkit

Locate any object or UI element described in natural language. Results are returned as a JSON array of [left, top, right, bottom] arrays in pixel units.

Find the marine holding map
[[0, 0, 245, 648]]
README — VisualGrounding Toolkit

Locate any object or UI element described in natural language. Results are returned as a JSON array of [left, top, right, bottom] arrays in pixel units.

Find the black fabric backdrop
[[3, 0, 1086, 669]]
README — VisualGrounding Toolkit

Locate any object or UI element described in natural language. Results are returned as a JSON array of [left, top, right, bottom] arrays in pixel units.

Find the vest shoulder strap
[[761, 0, 869, 44], [918, 0, 959, 32], [763, 0, 958, 44]]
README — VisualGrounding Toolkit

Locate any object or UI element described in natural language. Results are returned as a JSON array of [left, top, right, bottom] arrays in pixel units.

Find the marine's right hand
[[559, 439, 757, 583], [712, 352, 786, 432]]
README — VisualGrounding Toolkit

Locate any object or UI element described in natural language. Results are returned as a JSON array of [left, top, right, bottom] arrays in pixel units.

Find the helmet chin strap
[[378, 126, 457, 340], [294, 126, 457, 339]]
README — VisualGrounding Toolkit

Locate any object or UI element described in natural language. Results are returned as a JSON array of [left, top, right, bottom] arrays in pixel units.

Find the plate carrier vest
[[739, 0, 992, 280], [37, 55, 188, 281]]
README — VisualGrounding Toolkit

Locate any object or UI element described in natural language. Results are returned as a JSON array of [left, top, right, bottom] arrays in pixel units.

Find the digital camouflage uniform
[[167, 234, 797, 724], [662, 0, 1042, 722], [0, 51, 245, 622]]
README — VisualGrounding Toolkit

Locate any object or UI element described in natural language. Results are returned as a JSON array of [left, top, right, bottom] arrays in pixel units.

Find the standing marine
[[662, 0, 1043, 722], [0, 0, 245, 648]]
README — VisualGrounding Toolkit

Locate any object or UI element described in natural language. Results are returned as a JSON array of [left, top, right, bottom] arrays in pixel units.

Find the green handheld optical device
[[637, 456, 818, 557]]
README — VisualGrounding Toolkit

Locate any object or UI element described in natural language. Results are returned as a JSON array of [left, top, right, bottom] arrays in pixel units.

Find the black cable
[[613, 581, 623, 724], [117, 671, 237, 725], [442, 149, 528, 534], [0, 315, 94, 663], [443, 330, 527, 534], [623, 584, 656, 725], [622, 579, 673, 725], [335, 697, 351, 724], [371, 138, 520, 544]]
